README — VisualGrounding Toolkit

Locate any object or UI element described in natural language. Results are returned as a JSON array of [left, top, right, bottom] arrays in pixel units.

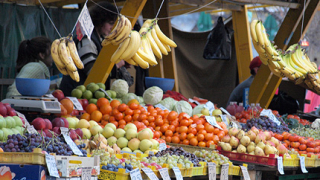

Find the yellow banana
[[268, 64, 283, 77], [59, 38, 77, 72], [296, 46, 317, 73], [291, 49, 313, 73], [282, 54, 304, 79], [125, 58, 138, 66], [151, 28, 168, 55], [268, 59, 281, 71], [260, 23, 279, 57], [111, 17, 132, 45], [250, 20, 259, 43], [67, 69, 80, 82], [138, 35, 158, 66], [51, 39, 66, 68], [120, 30, 141, 61], [56, 65, 68, 75], [101, 39, 111, 46], [154, 23, 177, 48], [110, 35, 131, 62], [164, 44, 171, 52], [132, 53, 149, 69], [146, 31, 162, 59], [105, 15, 125, 40], [66, 37, 84, 69], [141, 19, 153, 29], [280, 66, 296, 81], [255, 22, 265, 48], [258, 53, 269, 65]]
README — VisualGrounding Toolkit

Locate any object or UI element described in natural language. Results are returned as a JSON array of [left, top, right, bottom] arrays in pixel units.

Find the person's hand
[[116, 60, 125, 68]]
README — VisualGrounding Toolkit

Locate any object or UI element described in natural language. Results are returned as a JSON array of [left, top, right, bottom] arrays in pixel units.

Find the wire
[[38, 0, 61, 37], [155, 0, 165, 18], [301, 0, 306, 40], [113, 0, 120, 14]]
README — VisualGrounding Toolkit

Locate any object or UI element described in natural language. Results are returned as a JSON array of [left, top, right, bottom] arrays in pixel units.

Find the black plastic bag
[[269, 91, 299, 115], [203, 16, 233, 60]]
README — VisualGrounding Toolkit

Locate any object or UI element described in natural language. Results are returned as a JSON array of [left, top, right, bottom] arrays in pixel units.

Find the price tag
[[205, 101, 215, 115], [220, 115, 229, 126], [220, 164, 229, 180], [260, 109, 280, 126], [142, 168, 159, 180], [155, 104, 169, 111], [277, 157, 284, 175], [46, 154, 60, 178], [77, 4, 94, 40], [172, 167, 183, 180], [81, 167, 92, 180], [130, 168, 143, 180], [240, 166, 250, 180], [231, 122, 238, 129], [207, 162, 216, 180], [159, 168, 171, 180], [27, 125, 38, 134], [299, 156, 308, 173], [205, 116, 222, 129], [220, 107, 231, 116], [66, 97, 83, 110], [159, 143, 167, 151], [98, 88, 113, 101], [16, 111, 29, 127], [188, 98, 200, 105], [60, 127, 83, 156]]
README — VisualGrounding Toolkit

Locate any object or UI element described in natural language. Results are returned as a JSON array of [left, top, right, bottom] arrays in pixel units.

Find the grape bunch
[[77, 144, 87, 157], [245, 116, 289, 133], [194, 150, 230, 165]]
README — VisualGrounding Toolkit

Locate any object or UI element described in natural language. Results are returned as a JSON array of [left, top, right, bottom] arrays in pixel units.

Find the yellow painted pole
[[84, 0, 147, 86]]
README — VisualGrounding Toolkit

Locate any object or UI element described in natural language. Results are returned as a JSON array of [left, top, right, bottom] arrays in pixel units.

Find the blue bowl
[[16, 78, 50, 96], [145, 77, 175, 92]]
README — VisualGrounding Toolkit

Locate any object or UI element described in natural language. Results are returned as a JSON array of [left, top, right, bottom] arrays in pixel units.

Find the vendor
[[226, 56, 262, 106], [59, 2, 132, 96], [6, 37, 52, 98]]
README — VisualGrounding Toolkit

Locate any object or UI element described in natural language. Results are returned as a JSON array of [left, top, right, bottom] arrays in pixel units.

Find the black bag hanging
[[203, 16, 233, 60], [268, 91, 299, 115]]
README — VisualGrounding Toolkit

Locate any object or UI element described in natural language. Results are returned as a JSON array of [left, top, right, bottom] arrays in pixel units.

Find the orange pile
[[81, 98, 228, 148]]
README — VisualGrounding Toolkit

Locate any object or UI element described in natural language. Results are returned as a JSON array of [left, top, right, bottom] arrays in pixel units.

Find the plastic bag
[[203, 16, 233, 60], [269, 91, 299, 115]]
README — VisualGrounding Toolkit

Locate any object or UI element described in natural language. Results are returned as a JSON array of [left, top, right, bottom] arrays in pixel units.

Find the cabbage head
[[121, 93, 138, 104], [192, 104, 206, 115], [110, 79, 129, 98], [137, 96, 144, 104], [159, 97, 177, 110], [143, 86, 163, 105], [173, 100, 192, 116]]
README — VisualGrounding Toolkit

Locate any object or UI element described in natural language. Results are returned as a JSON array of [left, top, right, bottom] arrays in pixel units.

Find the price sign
[[240, 166, 250, 180], [130, 168, 143, 180], [172, 167, 183, 180], [188, 98, 200, 105], [46, 154, 60, 178], [159, 168, 171, 180], [66, 97, 83, 110], [299, 156, 308, 173], [205, 116, 222, 129], [220, 107, 231, 116], [16, 111, 29, 127], [220, 115, 229, 126], [205, 101, 215, 115], [60, 127, 83, 156], [155, 104, 169, 111], [81, 167, 92, 180], [159, 143, 167, 151], [77, 4, 94, 40], [220, 164, 229, 180], [277, 157, 284, 175], [231, 122, 238, 129], [260, 109, 280, 126], [27, 125, 38, 134], [207, 162, 216, 180], [142, 168, 159, 180]]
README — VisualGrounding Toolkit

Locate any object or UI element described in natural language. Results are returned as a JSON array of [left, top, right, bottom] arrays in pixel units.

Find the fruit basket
[[192, 162, 207, 176], [301, 154, 316, 167], [315, 157, 320, 167], [283, 154, 299, 167], [217, 146, 277, 166], [0, 152, 45, 165], [167, 143, 215, 153], [229, 165, 241, 176], [163, 164, 193, 177], [98, 168, 129, 180]]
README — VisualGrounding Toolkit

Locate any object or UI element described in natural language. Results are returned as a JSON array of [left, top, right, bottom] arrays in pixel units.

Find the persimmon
[[117, 103, 128, 112], [299, 138, 307, 144], [165, 136, 172, 143], [154, 131, 161, 139], [160, 124, 169, 133], [168, 125, 176, 132], [291, 142, 300, 148], [299, 144, 307, 151], [165, 130, 173, 137], [213, 135, 220, 144], [307, 148, 315, 153], [307, 141, 316, 148], [114, 112, 124, 121], [282, 132, 291, 140], [167, 111, 178, 121], [274, 134, 283, 141], [289, 135, 299, 142]]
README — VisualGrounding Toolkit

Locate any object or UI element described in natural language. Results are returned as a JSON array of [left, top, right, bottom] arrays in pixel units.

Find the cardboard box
[[0, 164, 55, 180]]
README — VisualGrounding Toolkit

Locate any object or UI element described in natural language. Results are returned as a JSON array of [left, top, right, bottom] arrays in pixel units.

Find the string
[[300, 0, 306, 41], [113, 0, 120, 15], [71, 0, 89, 34], [38, 0, 61, 37], [155, 0, 165, 18]]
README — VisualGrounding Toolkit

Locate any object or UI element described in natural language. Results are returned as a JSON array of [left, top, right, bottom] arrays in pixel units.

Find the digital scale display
[[44, 101, 60, 109]]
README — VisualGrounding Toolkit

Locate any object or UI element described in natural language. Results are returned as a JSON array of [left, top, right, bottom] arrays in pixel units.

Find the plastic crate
[[98, 168, 129, 180], [141, 166, 161, 179], [192, 162, 207, 176], [283, 154, 299, 167], [229, 165, 240, 176], [315, 157, 320, 167], [167, 143, 215, 153], [217, 146, 277, 166], [0, 152, 45, 165], [302, 154, 316, 167], [163, 164, 193, 177]]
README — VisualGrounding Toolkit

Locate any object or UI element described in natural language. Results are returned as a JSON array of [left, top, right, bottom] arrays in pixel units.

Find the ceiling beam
[[169, 0, 243, 11], [231, 0, 300, 9]]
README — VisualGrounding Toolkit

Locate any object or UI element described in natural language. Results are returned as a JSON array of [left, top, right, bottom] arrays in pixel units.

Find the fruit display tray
[[192, 162, 207, 176], [0, 152, 45, 165], [217, 147, 277, 166], [98, 168, 129, 180], [167, 143, 215, 153], [283, 154, 299, 167], [301, 154, 316, 167], [163, 163, 193, 177]]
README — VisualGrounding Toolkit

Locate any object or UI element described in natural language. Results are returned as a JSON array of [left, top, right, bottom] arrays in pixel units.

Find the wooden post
[[84, 0, 147, 86]]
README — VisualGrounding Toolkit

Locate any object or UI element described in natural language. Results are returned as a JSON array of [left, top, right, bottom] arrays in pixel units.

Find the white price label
[[46, 154, 60, 178], [130, 168, 143, 180], [142, 168, 159, 180], [155, 104, 169, 111], [172, 167, 183, 180], [231, 122, 238, 129], [98, 88, 113, 101], [220, 107, 231, 116], [205, 101, 215, 115], [81, 167, 92, 180], [67, 97, 83, 110], [159, 168, 171, 180], [159, 143, 167, 151], [188, 98, 200, 105], [260, 109, 280, 126], [27, 125, 38, 134], [299, 156, 308, 173], [60, 127, 83, 156], [277, 157, 284, 175], [220, 115, 229, 126], [77, 4, 94, 40], [16, 111, 29, 127], [208, 162, 216, 180], [205, 116, 222, 129], [220, 164, 229, 180], [240, 166, 250, 180]]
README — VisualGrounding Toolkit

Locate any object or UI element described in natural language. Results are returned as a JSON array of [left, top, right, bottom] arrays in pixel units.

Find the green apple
[[102, 126, 114, 138], [12, 116, 23, 127], [88, 84, 100, 93], [76, 85, 86, 93], [94, 91, 105, 99], [71, 89, 82, 99], [89, 98, 98, 105], [96, 83, 106, 90], [83, 90, 93, 100], [0, 117, 6, 129]]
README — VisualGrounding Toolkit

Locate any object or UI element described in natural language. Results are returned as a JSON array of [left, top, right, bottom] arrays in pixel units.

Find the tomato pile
[[286, 114, 311, 126]]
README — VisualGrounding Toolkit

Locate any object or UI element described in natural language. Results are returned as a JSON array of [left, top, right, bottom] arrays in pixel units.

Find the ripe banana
[[260, 23, 279, 58], [137, 35, 158, 66], [67, 69, 80, 82], [125, 58, 138, 66], [59, 38, 77, 72], [291, 49, 313, 73], [110, 35, 131, 62], [296, 46, 317, 73], [151, 28, 168, 55], [101, 39, 111, 46], [120, 30, 141, 61], [154, 23, 177, 48], [56, 65, 68, 76], [51, 39, 66, 69], [111, 17, 132, 46], [146, 31, 162, 59], [105, 15, 125, 41], [66, 37, 84, 69], [132, 53, 149, 69], [164, 44, 171, 52], [250, 20, 259, 44], [255, 22, 265, 48], [141, 19, 153, 29], [282, 54, 305, 79]]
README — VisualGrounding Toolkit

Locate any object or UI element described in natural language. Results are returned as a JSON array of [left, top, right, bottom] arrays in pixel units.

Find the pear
[[254, 146, 265, 156], [247, 142, 256, 153], [236, 130, 245, 139], [257, 141, 266, 150], [237, 144, 246, 153]]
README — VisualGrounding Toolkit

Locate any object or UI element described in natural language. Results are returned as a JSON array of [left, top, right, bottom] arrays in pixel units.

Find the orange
[[129, 103, 139, 110], [167, 111, 178, 121], [114, 112, 124, 121], [188, 128, 197, 135], [206, 140, 214, 148], [118, 104, 128, 112], [128, 99, 139, 106], [100, 104, 112, 115], [165, 130, 173, 137], [110, 99, 121, 109], [149, 122, 156, 129], [154, 131, 161, 139], [205, 133, 214, 141], [182, 139, 190, 145], [60, 105, 68, 116], [60, 98, 74, 114], [97, 98, 109, 108], [197, 134, 205, 141], [196, 124, 204, 131], [125, 108, 134, 116], [148, 116, 155, 122], [155, 126, 161, 131], [86, 104, 98, 114], [0, 147, 3, 152], [187, 133, 195, 140], [160, 124, 169, 133], [101, 114, 110, 121], [213, 128, 220, 135], [165, 136, 172, 143], [91, 110, 102, 122], [180, 119, 189, 126], [168, 125, 176, 132], [198, 141, 206, 147], [81, 113, 90, 121], [190, 138, 198, 146], [179, 126, 188, 133], [155, 118, 164, 126], [138, 114, 147, 121], [179, 133, 187, 141], [147, 105, 155, 112], [205, 125, 214, 133], [142, 120, 149, 126], [171, 136, 180, 144], [198, 129, 207, 135]]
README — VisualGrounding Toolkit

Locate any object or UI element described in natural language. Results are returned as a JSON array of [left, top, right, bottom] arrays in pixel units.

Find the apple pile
[[0, 116, 25, 141], [0, 103, 17, 117]]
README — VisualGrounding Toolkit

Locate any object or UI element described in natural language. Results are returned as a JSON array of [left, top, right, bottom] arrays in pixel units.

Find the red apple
[[69, 129, 78, 140], [71, 110, 79, 116], [7, 107, 16, 116], [52, 127, 61, 135], [3, 103, 11, 110], [31, 118, 46, 130], [37, 130, 47, 137], [44, 119, 52, 130], [0, 103, 7, 116], [81, 99, 89, 110], [52, 118, 65, 128], [60, 117, 69, 128], [75, 128, 83, 139], [44, 129, 53, 137], [78, 100, 84, 108], [52, 89, 65, 101]]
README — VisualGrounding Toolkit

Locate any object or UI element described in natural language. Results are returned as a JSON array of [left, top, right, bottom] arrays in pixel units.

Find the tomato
[[274, 134, 283, 141], [307, 141, 316, 148], [293, 115, 300, 120], [291, 142, 300, 148], [235, 113, 242, 120], [287, 115, 295, 119], [299, 138, 308, 145], [288, 135, 299, 142], [307, 152, 314, 157], [282, 132, 291, 140], [315, 147, 320, 153], [272, 110, 279, 116], [299, 144, 307, 151]]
